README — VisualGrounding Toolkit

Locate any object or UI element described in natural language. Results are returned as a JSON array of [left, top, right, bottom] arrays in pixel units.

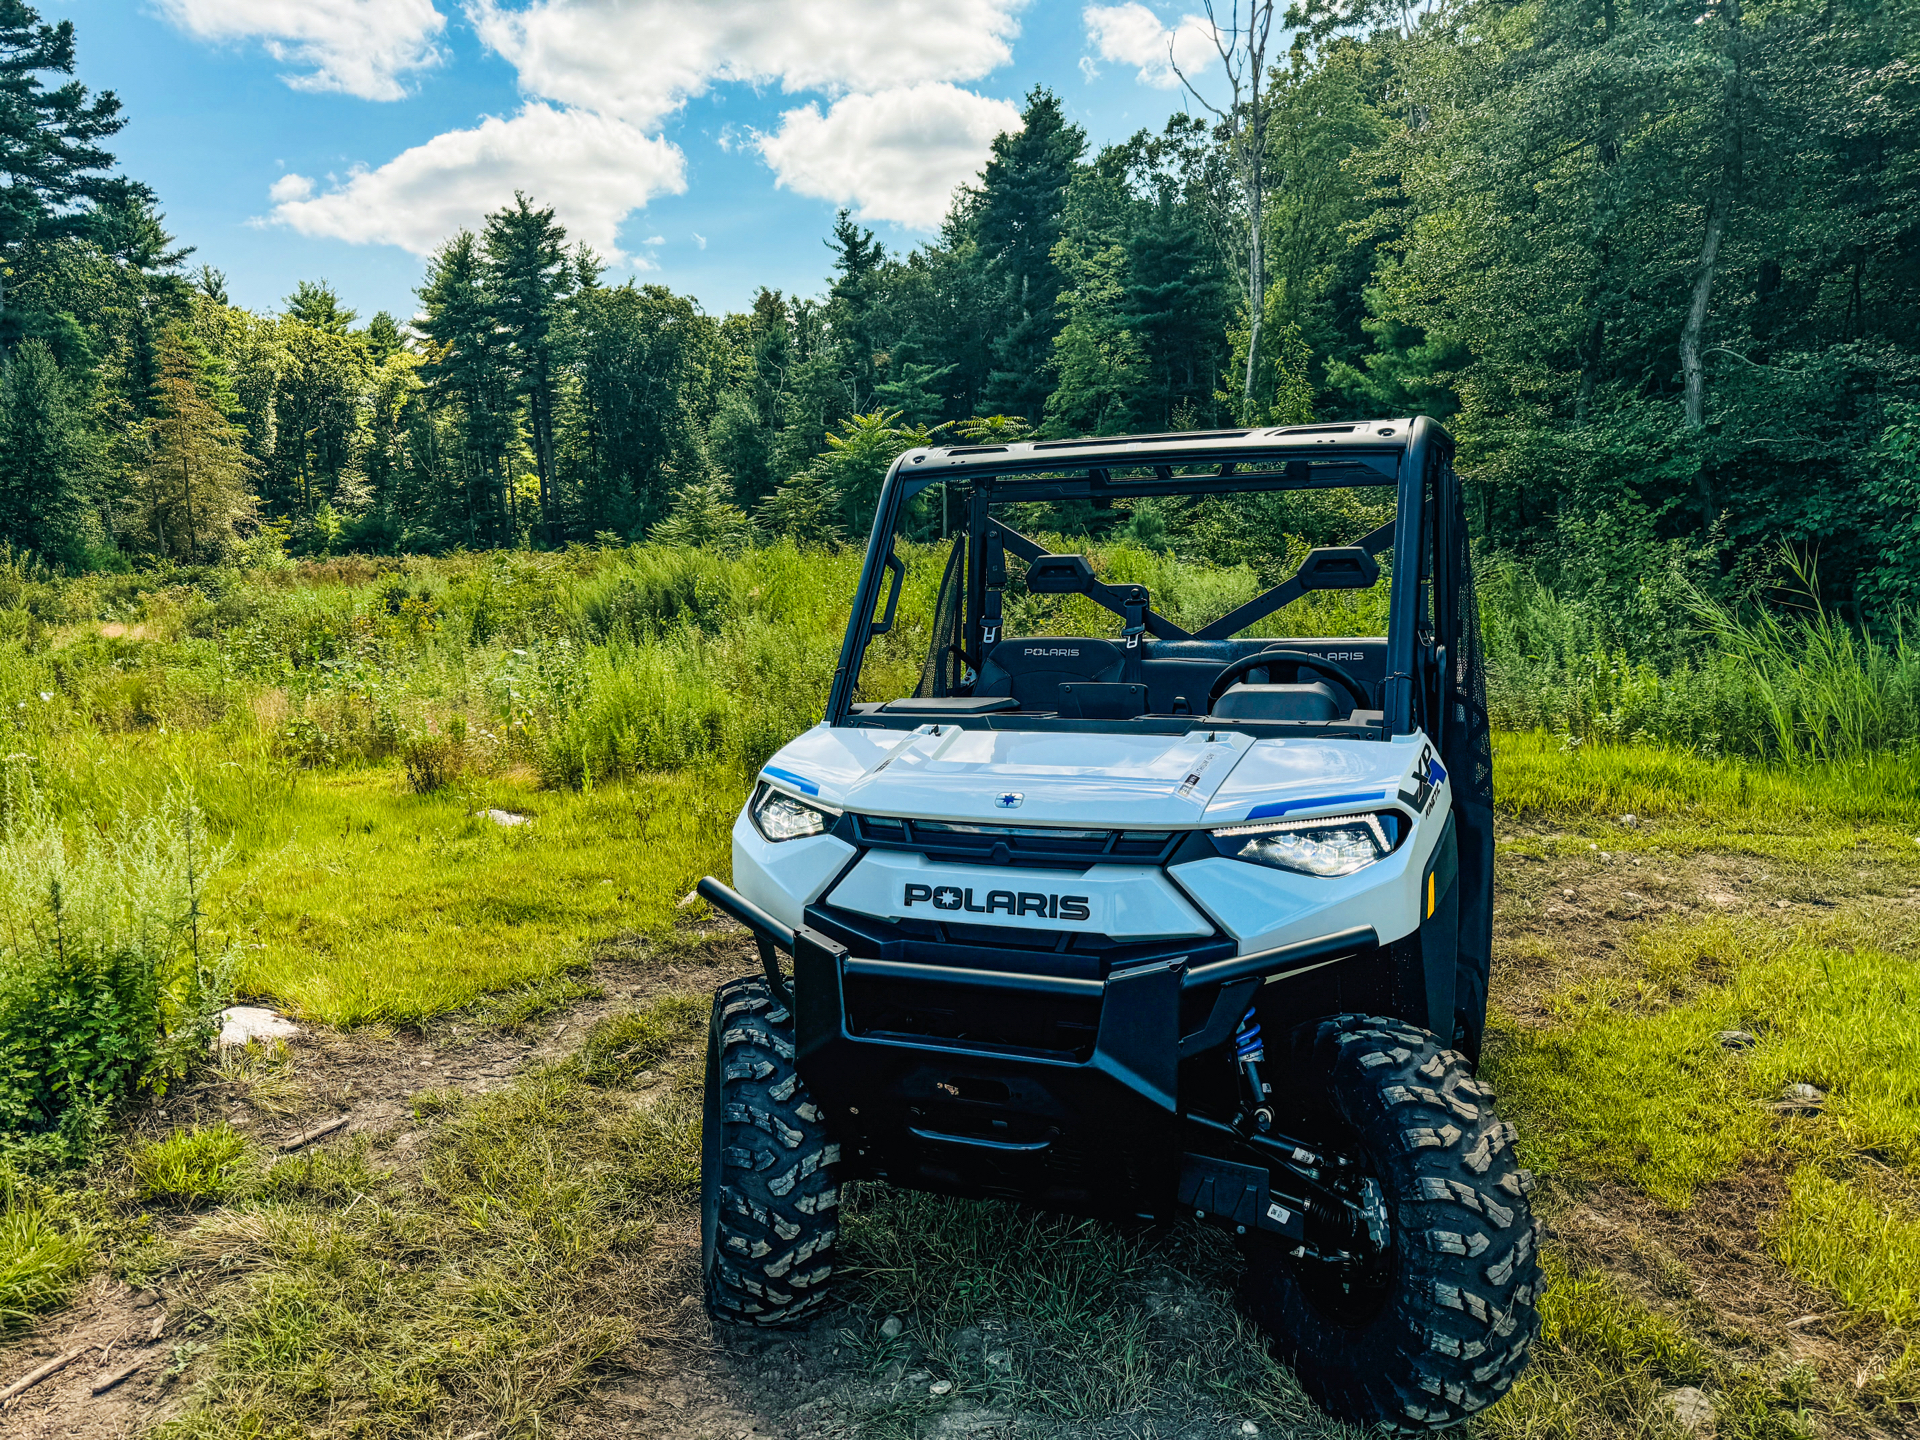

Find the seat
[[977, 638, 1124, 711]]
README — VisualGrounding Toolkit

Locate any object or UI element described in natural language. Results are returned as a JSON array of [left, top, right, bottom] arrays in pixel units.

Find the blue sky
[[63, 0, 1233, 324]]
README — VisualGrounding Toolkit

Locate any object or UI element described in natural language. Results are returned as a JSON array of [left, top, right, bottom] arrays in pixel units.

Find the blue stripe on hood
[[761, 764, 821, 797], [1245, 790, 1392, 820]]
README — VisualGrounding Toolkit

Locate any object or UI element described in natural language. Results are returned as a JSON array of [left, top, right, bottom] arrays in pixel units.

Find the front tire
[[700, 975, 842, 1325], [1244, 1014, 1542, 1431]]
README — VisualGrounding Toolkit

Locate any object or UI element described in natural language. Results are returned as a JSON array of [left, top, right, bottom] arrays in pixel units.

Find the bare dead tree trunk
[[1173, 0, 1277, 411], [1679, 0, 1745, 536]]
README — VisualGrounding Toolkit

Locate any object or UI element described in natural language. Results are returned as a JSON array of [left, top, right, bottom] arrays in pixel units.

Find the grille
[[848, 813, 1179, 868]]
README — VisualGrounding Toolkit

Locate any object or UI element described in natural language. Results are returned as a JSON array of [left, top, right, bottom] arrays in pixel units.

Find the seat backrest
[[1141, 637, 1388, 715], [978, 638, 1124, 711]]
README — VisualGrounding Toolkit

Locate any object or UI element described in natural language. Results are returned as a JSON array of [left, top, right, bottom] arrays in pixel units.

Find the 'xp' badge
[[995, 792, 1023, 809]]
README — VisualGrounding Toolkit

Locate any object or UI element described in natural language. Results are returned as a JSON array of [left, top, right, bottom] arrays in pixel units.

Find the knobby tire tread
[[702, 976, 842, 1326], [1246, 1012, 1542, 1432]]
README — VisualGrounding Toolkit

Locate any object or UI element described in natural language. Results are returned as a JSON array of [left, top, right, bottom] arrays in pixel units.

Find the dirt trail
[[0, 846, 1911, 1439]]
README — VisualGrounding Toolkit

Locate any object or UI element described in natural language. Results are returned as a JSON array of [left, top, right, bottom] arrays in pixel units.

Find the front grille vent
[[849, 814, 1179, 868]]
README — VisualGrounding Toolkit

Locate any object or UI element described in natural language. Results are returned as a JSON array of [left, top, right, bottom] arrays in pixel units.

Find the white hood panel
[[760, 724, 1436, 828]]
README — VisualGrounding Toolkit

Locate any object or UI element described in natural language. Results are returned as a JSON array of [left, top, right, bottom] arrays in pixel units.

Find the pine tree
[[0, 337, 95, 561], [650, 459, 751, 551], [0, 0, 131, 345], [127, 331, 256, 563], [975, 89, 1085, 421], [483, 193, 572, 546], [826, 209, 886, 402], [418, 231, 511, 546], [362, 311, 405, 364], [1124, 198, 1228, 428], [754, 465, 842, 545], [1044, 239, 1146, 437], [284, 280, 356, 334]]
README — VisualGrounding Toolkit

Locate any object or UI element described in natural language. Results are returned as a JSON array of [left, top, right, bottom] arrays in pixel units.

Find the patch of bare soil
[[0, 1275, 173, 1441], [1488, 840, 1913, 1023], [1547, 1168, 1917, 1439]]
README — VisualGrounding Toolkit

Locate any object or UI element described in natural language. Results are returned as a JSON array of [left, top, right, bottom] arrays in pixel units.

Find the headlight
[[750, 784, 839, 842], [1211, 812, 1401, 878]]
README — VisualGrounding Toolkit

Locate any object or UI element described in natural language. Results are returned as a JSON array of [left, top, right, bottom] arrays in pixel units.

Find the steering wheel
[[1205, 648, 1372, 714]]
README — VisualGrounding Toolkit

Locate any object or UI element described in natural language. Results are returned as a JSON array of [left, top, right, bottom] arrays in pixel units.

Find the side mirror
[[1296, 546, 1381, 591]]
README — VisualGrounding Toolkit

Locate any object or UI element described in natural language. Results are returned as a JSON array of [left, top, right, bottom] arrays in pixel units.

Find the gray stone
[[879, 1315, 904, 1341], [984, 1349, 1013, 1379], [1783, 1082, 1826, 1105], [1717, 1030, 1757, 1050], [1620, 814, 1639, 826], [1664, 1385, 1714, 1432], [476, 808, 530, 827], [928, 1378, 953, 1396], [214, 1005, 299, 1050]]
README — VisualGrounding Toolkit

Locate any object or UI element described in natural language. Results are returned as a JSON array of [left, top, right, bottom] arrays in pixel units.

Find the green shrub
[[130, 1122, 258, 1205], [0, 787, 234, 1165]]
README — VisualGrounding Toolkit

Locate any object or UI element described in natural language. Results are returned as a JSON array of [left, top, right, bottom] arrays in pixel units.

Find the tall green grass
[[0, 541, 1900, 803], [1483, 560, 1917, 763]]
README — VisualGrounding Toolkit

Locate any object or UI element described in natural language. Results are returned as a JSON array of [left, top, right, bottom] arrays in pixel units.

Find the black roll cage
[[825, 416, 1463, 740]]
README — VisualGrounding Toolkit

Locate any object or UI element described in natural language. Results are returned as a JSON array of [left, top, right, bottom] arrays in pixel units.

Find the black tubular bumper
[[696, 875, 1377, 1217]]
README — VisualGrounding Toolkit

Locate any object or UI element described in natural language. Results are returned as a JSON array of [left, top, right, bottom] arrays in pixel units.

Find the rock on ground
[[214, 1006, 299, 1050]]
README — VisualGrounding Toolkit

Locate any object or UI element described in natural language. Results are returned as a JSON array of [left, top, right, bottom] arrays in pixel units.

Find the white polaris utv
[[697, 418, 1538, 1431]]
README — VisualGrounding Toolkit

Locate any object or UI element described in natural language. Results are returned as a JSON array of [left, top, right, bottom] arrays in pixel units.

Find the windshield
[[851, 487, 1399, 725]]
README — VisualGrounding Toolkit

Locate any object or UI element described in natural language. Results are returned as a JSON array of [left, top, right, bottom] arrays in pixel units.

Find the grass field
[[0, 547, 1909, 1438]]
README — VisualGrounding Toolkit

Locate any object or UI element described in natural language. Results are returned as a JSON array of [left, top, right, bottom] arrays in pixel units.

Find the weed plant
[[1482, 557, 1917, 762], [0, 1202, 90, 1329], [130, 1122, 260, 1206], [0, 785, 234, 1164]]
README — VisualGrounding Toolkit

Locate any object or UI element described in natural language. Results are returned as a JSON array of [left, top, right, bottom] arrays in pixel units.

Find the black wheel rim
[[1291, 1228, 1399, 1329], [1291, 1158, 1399, 1330]]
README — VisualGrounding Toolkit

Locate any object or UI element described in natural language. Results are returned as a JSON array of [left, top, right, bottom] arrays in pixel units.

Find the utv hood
[[759, 723, 1435, 828]]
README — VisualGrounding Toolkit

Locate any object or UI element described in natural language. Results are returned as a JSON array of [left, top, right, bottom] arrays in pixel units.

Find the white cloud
[[154, 0, 446, 100], [1083, 2, 1218, 89], [470, 0, 1026, 126], [693, 232, 707, 249], [754, 83, 1020, 231], [268, 104, 686, 258], [268, 173, 314, 202]]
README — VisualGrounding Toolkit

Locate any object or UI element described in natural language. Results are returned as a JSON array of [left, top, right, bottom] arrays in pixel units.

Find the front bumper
[[698, 876, 1373, 1217]]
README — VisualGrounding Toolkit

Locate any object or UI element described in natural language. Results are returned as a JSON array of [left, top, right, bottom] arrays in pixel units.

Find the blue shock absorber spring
[[1235, 1007, 1265, 1062]]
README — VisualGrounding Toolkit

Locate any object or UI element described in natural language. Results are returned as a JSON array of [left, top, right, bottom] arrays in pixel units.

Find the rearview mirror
[[1025, 553, 1096, 594], [1295, 547, 1381, 591]]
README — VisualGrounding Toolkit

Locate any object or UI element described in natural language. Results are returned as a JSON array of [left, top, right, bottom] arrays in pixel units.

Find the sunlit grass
[[1773, 1165, 1920, 1332], [216, 768, 740, 1026], [1487, 914, 1918, 1206], [1493, 729, 1915, 834]]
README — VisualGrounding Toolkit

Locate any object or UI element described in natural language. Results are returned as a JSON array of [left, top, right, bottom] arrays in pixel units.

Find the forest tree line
[[0, 0, 1910, 622]]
